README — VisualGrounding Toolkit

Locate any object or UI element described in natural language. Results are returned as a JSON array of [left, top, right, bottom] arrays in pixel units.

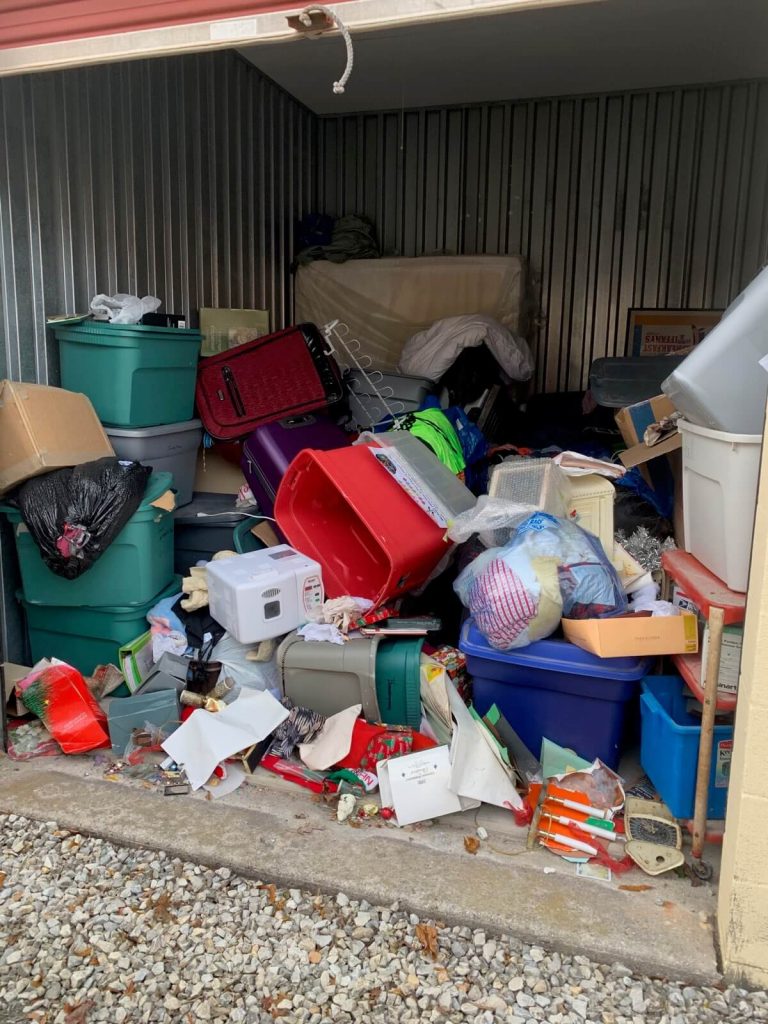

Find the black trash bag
[[16, 457, 152, 579]]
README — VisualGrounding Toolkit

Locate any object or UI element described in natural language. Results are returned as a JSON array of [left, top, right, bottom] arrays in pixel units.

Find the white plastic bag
[[446, 495, 537, 547], [90, 293, 161, 325], [454, 512, 627, 651], [212, 633, 281, 692]]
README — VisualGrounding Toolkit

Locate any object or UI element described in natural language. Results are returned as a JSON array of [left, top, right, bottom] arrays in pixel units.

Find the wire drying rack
[[322, 319, 408, 428]]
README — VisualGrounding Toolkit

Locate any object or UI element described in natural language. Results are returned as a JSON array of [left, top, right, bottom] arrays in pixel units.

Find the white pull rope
[[298, 5, 354, 94]]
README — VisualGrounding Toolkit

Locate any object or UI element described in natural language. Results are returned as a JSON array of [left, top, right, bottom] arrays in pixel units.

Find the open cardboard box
[[0, 381, 114, 495], [615, 393, 685, 547], [562, 610, 698, 658]]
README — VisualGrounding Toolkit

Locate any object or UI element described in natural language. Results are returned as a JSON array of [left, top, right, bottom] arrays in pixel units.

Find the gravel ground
[[1, 815, 765, 1024]]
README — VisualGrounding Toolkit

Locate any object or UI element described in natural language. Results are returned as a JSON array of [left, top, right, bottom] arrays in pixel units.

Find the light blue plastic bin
[[640, 675, 733, 820]]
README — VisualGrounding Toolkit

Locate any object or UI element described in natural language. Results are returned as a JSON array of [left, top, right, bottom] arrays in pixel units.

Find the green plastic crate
[[53, 321, 202, 427], [2, 472, 175, 607], [20, 577, 181, 676], [376, 638, 424, 728]]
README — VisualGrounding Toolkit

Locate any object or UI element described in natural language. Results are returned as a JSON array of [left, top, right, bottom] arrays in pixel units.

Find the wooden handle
[[692, 606, 725, 859]]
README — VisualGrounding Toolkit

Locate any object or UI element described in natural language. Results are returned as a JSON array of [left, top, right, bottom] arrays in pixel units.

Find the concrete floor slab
[[0, 752, 721, 985]]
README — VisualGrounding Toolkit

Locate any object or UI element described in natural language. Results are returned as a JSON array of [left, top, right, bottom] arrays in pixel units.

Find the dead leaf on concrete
[[618, 884, 654, 892], [464, 835, 480, 855], [415, 923, 439, 961]]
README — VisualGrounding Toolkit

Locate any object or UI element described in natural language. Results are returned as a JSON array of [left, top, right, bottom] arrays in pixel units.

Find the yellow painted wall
[[719, 422, 768, 987]]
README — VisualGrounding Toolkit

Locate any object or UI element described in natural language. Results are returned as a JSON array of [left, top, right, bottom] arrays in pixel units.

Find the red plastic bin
[[274, 445, 452, 606]]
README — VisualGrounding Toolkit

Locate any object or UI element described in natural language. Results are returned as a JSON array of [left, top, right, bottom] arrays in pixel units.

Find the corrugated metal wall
[[318, 80, 768, 393], [0, 49, 316, 662], [0, 49, 316, 383]]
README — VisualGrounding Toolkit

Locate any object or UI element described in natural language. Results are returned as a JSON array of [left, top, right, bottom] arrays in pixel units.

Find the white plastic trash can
[[679, 418, 763, 592]]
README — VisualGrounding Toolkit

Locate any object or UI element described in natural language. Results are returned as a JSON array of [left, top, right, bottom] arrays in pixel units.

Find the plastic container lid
[[173, 491, 245, 526], [54, 322, 202, 342], [376, 637, 424, 728], [460, 618, 653, 681], [106, 418, 202, 438]]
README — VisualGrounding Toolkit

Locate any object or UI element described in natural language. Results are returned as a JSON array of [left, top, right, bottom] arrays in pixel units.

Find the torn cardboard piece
[[2, 663, 32, 717], [619, 431, 682, 469]]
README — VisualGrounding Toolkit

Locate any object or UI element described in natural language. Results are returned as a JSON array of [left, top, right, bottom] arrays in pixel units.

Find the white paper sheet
[[377, 746, 465, 826], [161, 690, 288, 790], [298, 704, 361, 770], [203, 763, 246, 799]]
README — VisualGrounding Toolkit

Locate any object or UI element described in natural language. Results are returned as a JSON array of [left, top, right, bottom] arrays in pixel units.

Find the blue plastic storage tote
[[459, 618, 654, 769], [640, 675, 733, 819]]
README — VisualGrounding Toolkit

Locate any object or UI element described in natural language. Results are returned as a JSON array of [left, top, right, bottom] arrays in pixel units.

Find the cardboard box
[[0, 381, 114, 495], [2, 663, 32, 717], [672, 586, 742, 695], [702, 624, 743, 696], [562, 611, 699, 658], [615, 394, 677, 449]]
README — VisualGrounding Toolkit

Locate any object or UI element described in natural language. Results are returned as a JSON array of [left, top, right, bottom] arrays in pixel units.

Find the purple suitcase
[[240, 413, 349, 516]]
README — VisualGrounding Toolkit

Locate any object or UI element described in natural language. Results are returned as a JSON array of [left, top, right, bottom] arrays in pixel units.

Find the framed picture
[[626, 308, 723, 357]]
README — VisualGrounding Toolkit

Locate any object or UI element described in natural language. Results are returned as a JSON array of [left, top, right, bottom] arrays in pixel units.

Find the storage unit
[[53, 322, 202, 427], [345, 369, 433, 429], [173, 492, 248, 574], [678, 418, 762, 592], [106, 420, 203, 507], [20, 577, 181, 675], [640, 675, 733, 819], [2, 472, 175, 608], [460, 618, 653, 769], [274, 445, 453, 605]]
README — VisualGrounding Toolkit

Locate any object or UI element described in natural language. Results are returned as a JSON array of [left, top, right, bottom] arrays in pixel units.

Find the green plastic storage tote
[[53, 321, 202, 427], [2, 472, 175, 607], [20, 577, 181, 676]]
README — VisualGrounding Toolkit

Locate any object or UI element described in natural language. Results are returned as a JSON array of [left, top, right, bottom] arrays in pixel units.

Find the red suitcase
[[195, 323, 343, 440]]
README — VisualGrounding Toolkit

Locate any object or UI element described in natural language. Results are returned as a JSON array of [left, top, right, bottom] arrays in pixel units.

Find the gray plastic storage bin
[[278, 632, 381, 720], [345, 369, 432, 429], [589, 356, 685, 408], [173, 492, 246, 574], [106, 419, 202, 507]]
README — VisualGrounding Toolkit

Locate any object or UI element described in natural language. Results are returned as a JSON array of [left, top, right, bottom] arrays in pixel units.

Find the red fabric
[[335, 720, 436, 772]]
